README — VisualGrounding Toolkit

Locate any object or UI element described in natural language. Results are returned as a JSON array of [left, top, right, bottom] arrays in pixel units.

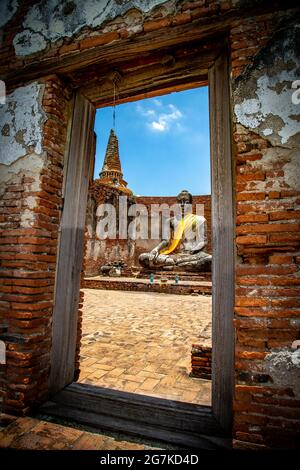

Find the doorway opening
[[80, 86, 212, 406], [47, 36, 234, 447]]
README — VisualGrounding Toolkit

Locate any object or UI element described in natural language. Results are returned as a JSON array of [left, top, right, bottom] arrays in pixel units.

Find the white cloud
[[136, 104, 155, 117], [152, 121, 165, 131], [146, 109, 155, 117], [137, 102, 183, 133]]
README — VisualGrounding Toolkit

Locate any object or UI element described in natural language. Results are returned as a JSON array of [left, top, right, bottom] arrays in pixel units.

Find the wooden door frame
[[49, 94, 96, 392], [48, 45, 234, 446], [209, 52, 235, 433]]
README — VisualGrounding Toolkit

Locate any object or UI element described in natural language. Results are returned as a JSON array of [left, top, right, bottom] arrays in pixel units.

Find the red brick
[[171, 12, 191, 25], [237, 172, 265, 182], [1, 229, 51, 238], [271, 298, 300, 308], [79, 31, 119, 49], [236, 235, 267, 245], [182, 0, 205, 10], [236, 192, 265, 201], [236, 351, 267, 360], [236, 286, 300, 298], [10, 301, 53, 311], [269, 233, 300, 243], [143, 18, 171, 32], [0, 237, 18, 244], [237, 277, 271, 286], [236, 265, 297, 276], [268, 191, 281, 199], [237, 214, 268, 224], [4, 310, 52, 320], [237, 201, 294, 214], [235, 432, 264, 444], [59, 43, 79, 54], [2, 285, 53, 294], [237, 223, 299, 234], [270, 211, 300, 221], [236, 153, 263, 163], [268, 254, 294, 264], [236, 297, 269, 307]]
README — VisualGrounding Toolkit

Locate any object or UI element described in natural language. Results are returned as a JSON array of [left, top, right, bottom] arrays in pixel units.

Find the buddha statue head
[[177, 189, 193, 214]]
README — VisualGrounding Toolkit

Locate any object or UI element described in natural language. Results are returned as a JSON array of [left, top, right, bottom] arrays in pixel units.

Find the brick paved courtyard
[[79, 289, 212, 405], [0, 417, 162, 450]]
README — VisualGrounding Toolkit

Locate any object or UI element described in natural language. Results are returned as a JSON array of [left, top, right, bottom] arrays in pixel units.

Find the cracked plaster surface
[[0, 83, 46, 166], [0, 152, 46, 228], [265, 349, 300, 397], [234, 25, 300, 146], [13, 0, 169, 56]]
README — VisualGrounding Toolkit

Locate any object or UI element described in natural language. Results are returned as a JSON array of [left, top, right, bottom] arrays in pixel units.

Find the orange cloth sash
[[160, 213, 196, 255]]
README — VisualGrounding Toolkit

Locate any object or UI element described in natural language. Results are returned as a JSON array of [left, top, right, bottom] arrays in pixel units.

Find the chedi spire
[[99, 129, 132, 195], [100, 128, 122, 178]]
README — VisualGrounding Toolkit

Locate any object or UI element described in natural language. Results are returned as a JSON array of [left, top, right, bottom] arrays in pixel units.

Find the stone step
[[136, 270, 211, 282], [83, 277, 212, 295]]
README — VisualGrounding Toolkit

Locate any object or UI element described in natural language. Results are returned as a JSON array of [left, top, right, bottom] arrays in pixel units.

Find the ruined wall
[[0, 0, 299, 449], [0, 76, 71, 414], [84, 192, 211, 276], [232, 22, 300, 449], [84, 182, 136, 275]]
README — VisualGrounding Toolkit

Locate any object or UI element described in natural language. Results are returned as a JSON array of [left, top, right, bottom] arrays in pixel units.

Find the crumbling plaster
[[0, 82, 47, 228], [13, 0, 170, 56], [236, 130, 300, 192], [0, 0, 19, 28], [0, 152, 46, 228], [265, 349, 300, 397], [0, 82, 46, 166], [234, 24, 300, 146]]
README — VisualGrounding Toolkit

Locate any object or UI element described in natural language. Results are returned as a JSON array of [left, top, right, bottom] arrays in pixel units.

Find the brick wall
[[0, 76, 70, 414], [231, 18, 300, 449]]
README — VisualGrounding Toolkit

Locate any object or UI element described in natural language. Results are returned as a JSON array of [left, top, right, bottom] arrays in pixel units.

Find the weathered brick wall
[[0, 76, 71, 414], [231, 19, 300, 449], [0, 0, 299, 449]]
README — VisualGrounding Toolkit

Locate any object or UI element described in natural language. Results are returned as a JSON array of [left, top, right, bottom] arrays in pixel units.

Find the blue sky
[[94, 86, 210, 196]]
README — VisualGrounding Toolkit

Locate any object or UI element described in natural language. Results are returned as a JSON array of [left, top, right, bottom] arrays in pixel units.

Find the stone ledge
[[83, 278, 212, 296]]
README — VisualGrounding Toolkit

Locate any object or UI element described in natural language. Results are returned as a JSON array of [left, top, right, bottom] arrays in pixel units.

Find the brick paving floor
[[0, 417, 163, 450], [79, 289, 212, 405]]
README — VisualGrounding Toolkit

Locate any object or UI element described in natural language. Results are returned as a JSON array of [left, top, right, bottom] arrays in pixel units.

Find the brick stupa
[[98, 129, 132, 195]]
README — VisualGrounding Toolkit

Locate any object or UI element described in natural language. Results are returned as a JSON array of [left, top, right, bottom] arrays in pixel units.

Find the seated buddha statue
[[139, 190, 212, 272]]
